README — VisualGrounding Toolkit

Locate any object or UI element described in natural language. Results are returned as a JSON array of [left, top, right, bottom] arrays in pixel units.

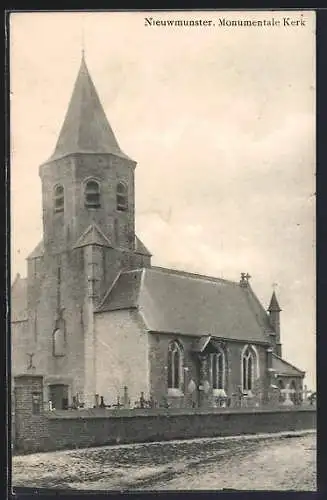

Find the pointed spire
[[81, 26, 85, 60], [46, 55, 131, 163], [268, 291, 281, 312]]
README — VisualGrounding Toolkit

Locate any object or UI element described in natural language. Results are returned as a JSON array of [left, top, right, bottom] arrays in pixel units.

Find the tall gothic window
[[54, 184, 64, 213], [84, 180, 101, 208], [167, 341, 183, 390], [210, 350, 225, 390], [116, 182, 128, 212], [53, 328, 65, 357], [242, 346, 257, 392]]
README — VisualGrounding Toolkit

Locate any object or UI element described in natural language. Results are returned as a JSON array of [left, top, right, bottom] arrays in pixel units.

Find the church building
[[11, 55, 305, 410]]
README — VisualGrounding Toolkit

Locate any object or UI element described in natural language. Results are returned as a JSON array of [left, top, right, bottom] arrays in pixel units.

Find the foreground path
[[12, 430, 316, 491]]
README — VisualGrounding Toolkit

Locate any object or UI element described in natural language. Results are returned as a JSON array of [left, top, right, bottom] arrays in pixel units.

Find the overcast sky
[[10, 11, 316, 388]]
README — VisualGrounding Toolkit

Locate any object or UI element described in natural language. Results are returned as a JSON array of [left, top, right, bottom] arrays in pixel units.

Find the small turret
[[268, 291, 282, 357]]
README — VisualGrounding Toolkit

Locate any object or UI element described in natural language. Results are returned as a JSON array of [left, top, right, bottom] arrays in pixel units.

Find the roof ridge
[[137, 268, 146, 306], [11, 272, 21, 288], [135, 235, 152, 257], [27, 239, 45, 260], [120, 268, 144, 275], [149, 266, 237, 285], [11, 273, 28, 291], [272, 353, 305, 374]]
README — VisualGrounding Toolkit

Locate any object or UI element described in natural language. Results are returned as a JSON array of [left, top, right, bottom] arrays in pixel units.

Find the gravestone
[[268, 384, 280, 407], [281, 384, 295, 406]]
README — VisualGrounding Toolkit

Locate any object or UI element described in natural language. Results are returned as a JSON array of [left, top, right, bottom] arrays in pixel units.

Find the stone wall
[[94, 309, 149, 406], [13, 375, 49, 453], [13, 375, 316, 454]]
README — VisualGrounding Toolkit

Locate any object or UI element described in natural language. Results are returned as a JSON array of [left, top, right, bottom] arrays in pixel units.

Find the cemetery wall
[[13, 374, 316, 454]]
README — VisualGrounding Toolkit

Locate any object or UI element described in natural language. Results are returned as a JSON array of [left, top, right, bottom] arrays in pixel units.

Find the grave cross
[[281, 384, 295, 405], [240, 273, 252, 287]]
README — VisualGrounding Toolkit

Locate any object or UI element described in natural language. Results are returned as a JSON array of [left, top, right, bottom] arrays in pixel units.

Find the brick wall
[[149, 335, 270, 407], [47, 406, 316, 450], [13, 375, 49, 453], [14, 375, 316, 454]]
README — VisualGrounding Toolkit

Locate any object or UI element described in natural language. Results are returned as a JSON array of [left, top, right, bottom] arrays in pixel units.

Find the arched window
[[210, 350, 225, 390], [167, 341, 183, 390], [84, 180, 101, 208], [53, 328, 65, 357], [116, 182, 128, 212], [54, 184, 64, 213], [242, 345, 258, 392]]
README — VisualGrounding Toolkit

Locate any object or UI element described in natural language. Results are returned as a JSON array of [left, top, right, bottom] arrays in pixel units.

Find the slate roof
[[272, 354, 305, 377], [191, 336, 227, 353], [27, 240, 44, 260], [11, 274, 28, 322], [268, 291, 282, 312], [45, 55, 132, 163], [241, 282, 275, 335], [72, 225, 150, 255], [73, 223, 113, 249], [97, 266, 272, 344], [99, 269, 143, 311], [135, 236, 152, 257], [192, 336, 212, 353]]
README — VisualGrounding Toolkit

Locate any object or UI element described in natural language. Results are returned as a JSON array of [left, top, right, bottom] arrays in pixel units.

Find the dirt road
[[12, 430, 316, 491]]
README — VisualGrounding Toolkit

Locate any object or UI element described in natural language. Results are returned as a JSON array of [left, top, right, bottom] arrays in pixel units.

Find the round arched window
[[53, 328, 65, 357], [116, 182, 128, 211], [84, 180, 101, 208], [54, 184, 64, 213]]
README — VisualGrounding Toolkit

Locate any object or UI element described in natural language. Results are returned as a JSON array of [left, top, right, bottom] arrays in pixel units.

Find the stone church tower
[[24, 54, 151, 408]]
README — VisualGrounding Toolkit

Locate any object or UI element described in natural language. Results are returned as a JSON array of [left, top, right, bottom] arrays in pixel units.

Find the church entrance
[[49, 384, 69, 410]]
